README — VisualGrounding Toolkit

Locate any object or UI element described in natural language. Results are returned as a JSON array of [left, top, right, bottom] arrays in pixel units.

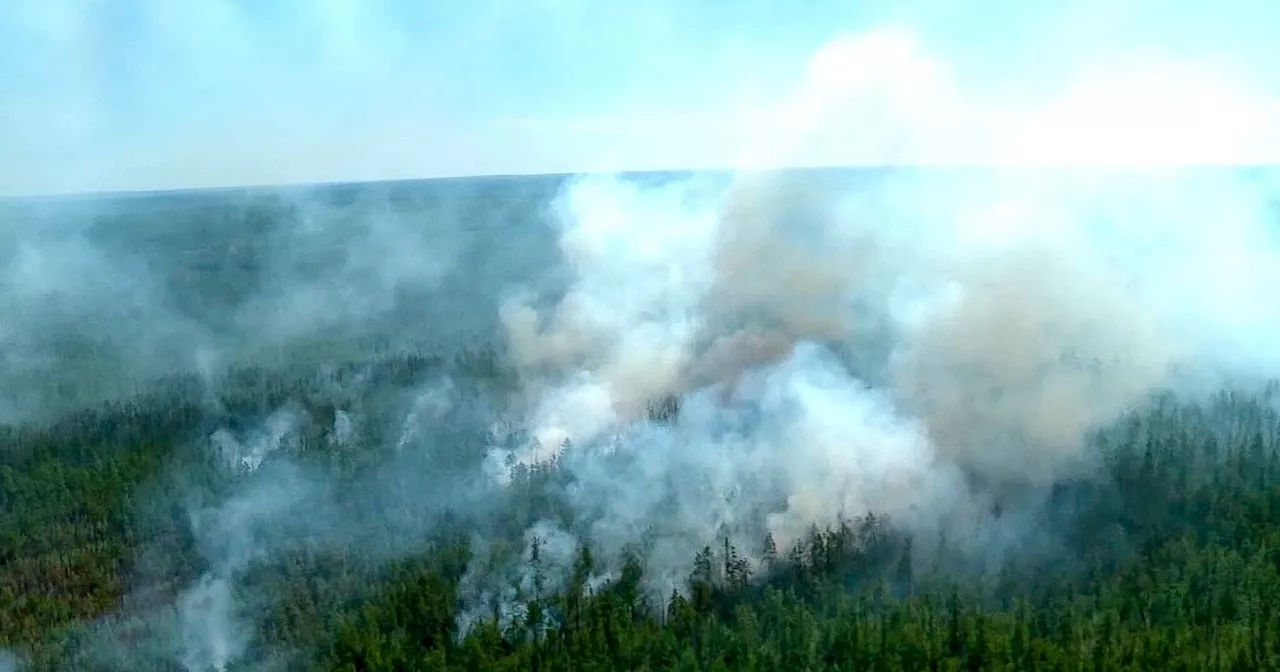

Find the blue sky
[[2, 0, 1279, 195]]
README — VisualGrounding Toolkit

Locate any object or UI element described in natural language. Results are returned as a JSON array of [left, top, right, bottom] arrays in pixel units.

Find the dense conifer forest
[[3, 346, 1280, 671], [7, 0, 1280, 665], [6, 170, 1280, 670]]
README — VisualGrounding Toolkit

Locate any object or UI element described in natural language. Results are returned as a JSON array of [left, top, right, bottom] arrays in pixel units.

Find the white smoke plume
[[470, 28, 1280, 622], [173, 416, 316, 672], [146, 368, 506, 669], [0, 649, 21, 672], [8, 0, 1280, 659], [210, 404, 307, 474]]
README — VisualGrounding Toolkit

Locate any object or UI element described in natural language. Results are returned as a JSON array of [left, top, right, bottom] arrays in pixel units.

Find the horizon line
[[6, 162, 1280, 202]]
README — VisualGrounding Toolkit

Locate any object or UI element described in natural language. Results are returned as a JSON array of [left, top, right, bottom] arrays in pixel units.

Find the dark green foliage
[[4, 354, 1280, 670]]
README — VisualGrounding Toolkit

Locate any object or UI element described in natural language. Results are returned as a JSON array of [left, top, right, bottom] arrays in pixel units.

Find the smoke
[[8, 0, 1280, 662], [46, 428, 330, 671], [119, 359, 526, 670], [735, 27, 1280, 167], [173, 410, 325, 671], [464, 28, 1280, 625], [0, 179, 560, 425]]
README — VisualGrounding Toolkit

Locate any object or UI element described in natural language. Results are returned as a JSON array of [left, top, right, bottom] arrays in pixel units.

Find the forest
[[5, 169, 1280, 671], [3, 345, 1280, 671]]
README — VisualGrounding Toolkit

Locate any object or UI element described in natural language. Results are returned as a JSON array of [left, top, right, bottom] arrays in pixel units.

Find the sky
[[2, 0, 1280, 196]]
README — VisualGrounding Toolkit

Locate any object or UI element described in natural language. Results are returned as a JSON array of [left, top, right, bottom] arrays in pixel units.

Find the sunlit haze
[[3, 0, 1280, 196]]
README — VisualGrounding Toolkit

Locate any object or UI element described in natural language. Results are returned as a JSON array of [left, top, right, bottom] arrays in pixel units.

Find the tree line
[[3, 352, 1280, 670]]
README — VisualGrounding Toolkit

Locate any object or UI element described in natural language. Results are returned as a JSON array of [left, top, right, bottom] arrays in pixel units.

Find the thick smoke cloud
[[468, 164, 1280, 624], [8, 3, 1280, 667], [469, 29, 1280, 623]]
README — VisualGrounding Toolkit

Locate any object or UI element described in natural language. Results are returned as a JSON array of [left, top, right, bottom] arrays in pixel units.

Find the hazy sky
[[3, 0, 1279, 195]]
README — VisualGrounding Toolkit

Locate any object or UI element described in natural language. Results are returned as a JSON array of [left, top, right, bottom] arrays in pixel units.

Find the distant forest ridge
[[5, 164, 1279, 227]]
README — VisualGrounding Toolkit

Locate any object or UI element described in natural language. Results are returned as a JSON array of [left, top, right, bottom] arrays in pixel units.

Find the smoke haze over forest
[[5, 1, 1280, 670], [3, 162, 1280, 669]]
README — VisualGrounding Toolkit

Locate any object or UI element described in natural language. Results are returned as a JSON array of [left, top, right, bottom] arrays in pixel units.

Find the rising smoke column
[[473, 28, 1280, 622]]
